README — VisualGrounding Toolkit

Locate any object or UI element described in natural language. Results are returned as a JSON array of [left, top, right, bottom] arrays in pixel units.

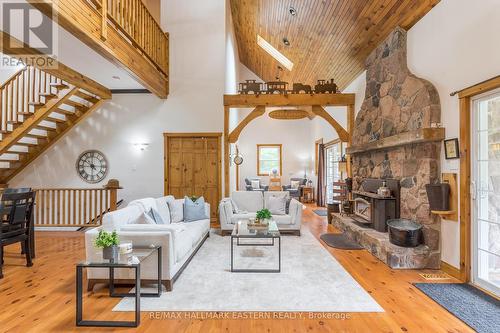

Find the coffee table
[[76, 246, 161, 327], [231, 220, 281, 273]]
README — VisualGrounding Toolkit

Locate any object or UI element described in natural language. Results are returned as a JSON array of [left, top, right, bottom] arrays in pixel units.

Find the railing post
[[101, 0, 108, 41], [104, 179, 122, 211]]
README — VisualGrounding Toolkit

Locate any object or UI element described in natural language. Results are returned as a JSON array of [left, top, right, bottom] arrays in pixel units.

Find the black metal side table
[[76, 246, 162, 327]]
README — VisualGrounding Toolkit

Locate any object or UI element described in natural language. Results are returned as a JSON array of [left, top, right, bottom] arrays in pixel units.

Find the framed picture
[[444, 138, 460, 159]]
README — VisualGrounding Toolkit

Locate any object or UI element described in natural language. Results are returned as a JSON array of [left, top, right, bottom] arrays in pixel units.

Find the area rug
[[320, 233, 364, 250], [414, 283, 500, 333], [113, 229, 383, 312], [312, 209, 328, 216]]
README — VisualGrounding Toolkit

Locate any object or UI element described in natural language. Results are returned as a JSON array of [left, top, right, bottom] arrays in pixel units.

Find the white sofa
[[219, 191, 302, 235], [85, 196, 210, 291]]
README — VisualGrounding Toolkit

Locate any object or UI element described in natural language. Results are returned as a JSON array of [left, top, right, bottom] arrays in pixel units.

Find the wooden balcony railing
[[33, 180, 122, 227], [0, 66, 64, 132], [90, 0, 169, 76]]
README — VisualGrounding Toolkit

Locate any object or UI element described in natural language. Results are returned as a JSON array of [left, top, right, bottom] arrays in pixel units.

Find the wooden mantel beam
[[27, 0, 169, 99], [224, 93, 355, 107]]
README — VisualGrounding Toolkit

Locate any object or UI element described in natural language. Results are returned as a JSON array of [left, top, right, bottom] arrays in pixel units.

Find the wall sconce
[[133, 143, 149, 151]]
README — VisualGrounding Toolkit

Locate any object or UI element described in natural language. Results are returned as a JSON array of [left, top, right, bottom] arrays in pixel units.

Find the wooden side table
[[301, 186, 314, 203], [269, 176, 282, 191]]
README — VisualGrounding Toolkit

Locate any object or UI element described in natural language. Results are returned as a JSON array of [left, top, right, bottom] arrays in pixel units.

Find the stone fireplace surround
[[335, 27, 443, 269]]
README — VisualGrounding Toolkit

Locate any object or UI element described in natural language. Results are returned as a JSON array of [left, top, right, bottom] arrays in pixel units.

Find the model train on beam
[[238, 79, 339, 95]]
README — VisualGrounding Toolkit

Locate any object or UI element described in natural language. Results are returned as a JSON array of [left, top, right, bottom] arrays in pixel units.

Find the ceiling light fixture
[[112, 75, 120, 80], [257, 35, 294, 71], [282, 37, 290, 46], [289, 6, 297, 16]]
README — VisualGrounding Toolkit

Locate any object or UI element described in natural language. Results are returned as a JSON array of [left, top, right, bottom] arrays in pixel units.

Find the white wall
[[237, 114, 313, 189], [10, 0, 226, 204], [406, 0, 500, 268]]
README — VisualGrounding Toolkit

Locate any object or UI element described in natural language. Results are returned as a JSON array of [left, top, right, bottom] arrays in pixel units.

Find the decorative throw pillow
[[184, 196, 208, 222], [133, 212, 156, 224], [167, 198, 184, 223], [291, 180, 301, 189], [155, 197, 172, 224], [267, 196, 286, 215], [251, 180, 260, 189], [285, 198, 292, 214], [147, 208, 166, 224], [230, 198, 240, 213]]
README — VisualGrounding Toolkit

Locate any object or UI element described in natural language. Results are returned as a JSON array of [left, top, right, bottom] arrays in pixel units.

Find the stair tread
[[64, 100, 87, 108], [47, 116, 66, 123], [24, 133, 47, 139], [39, 93, 56, 97], [35, 124, 57, 131], [28, 102, 44, 106], [75, 90, 98, 102], [53, 108, 75, 115], [49, 83, 68, 88]]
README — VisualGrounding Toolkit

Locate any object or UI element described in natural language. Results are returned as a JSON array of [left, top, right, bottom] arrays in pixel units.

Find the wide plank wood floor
[[0, 205, 473, 332]]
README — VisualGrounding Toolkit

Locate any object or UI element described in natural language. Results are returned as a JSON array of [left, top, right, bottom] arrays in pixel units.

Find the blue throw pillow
[[147, 208, 165, 224], [183, 196, 208, 222]]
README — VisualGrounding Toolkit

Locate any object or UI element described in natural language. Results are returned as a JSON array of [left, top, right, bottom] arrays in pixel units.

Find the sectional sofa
[[84, 196, 210, 291]]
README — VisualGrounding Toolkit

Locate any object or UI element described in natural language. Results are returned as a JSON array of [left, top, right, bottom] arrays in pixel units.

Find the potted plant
[[94, 230, 120, 261], [255, 208, 272, 224]]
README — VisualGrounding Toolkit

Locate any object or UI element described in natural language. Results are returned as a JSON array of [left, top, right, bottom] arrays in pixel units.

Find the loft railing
[[33, 180, 122, 227], [0, 66, 64, 132], [89, 0, 169, 76]]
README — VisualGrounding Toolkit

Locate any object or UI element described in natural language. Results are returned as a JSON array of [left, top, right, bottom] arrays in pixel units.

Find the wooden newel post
[[104, 179, 122, 211]]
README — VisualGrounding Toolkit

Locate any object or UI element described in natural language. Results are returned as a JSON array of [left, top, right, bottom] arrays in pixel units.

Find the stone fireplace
[[334, 27, 443, 269]]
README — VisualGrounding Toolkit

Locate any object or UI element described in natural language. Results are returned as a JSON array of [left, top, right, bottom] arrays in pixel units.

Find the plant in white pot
[[95, 230, 120, 262]]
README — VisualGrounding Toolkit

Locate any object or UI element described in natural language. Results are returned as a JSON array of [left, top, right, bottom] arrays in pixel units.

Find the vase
[[103, 245, 119, 262]]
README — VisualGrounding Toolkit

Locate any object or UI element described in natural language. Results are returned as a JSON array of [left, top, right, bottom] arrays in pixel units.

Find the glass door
[[472, 88, 500, 296], [325, 142, 344, 204]]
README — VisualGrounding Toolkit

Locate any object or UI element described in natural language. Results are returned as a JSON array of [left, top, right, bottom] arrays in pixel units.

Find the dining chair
[[0, 191, 36, 279]]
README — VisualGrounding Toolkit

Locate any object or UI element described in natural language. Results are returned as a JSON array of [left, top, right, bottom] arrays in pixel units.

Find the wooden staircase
[[0, 66, 109, 183]]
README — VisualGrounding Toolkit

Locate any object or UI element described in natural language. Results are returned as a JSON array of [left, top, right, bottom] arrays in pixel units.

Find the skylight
[[257, 35, 294, 71]]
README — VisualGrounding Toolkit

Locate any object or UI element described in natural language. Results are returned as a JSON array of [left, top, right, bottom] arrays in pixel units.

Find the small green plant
[[189, 195, 199, 202], [256, 208, 272, 221], [94, 230, 119, 248]]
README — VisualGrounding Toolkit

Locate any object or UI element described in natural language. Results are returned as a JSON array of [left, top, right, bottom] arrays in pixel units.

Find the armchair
[[244, 178, 269, 192], [282, 178, 307, 199]]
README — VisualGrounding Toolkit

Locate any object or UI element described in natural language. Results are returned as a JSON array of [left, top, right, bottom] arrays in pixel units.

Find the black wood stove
[[352, 178, 400, 232]]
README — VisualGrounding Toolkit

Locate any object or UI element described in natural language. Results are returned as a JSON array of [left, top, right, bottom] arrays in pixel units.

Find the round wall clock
[[76, 150, 108, 183]]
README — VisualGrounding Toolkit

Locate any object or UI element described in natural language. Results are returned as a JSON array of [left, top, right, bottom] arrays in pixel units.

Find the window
[[257, 144, 282, 176], [257, 35, 294, 71]]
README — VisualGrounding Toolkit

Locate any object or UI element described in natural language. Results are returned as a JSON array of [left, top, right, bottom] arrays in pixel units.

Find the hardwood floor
[[0, 205, 473, 332]]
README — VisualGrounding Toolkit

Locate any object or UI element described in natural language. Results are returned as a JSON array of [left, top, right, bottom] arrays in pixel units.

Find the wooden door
[[164, 133, 222, 223]]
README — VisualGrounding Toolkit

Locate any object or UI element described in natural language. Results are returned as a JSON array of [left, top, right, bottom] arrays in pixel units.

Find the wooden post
[[224, 106, 230, 196], [346, 104, 355, 178], [104, 179, 122, 211]]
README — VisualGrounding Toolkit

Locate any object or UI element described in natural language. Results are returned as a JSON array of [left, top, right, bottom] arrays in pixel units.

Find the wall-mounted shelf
[[431, 173, 458, 221]]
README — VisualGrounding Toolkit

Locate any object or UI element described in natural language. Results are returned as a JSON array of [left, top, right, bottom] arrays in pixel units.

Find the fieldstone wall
[[351, 27, 441, 268]]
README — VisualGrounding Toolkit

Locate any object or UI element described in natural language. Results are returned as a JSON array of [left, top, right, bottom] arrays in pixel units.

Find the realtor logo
[[1, 0, 58, 68]]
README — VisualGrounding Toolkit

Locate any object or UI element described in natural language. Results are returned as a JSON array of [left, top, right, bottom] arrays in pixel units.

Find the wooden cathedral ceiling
[[230, 0, 440, 90]]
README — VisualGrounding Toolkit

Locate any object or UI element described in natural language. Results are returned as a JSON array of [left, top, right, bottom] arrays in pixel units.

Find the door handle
[[471, 181, 477, 201]]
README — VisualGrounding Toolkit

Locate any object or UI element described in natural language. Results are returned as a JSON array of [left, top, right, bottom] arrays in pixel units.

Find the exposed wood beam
[[228, 106, 265, 143], [311, 106, 349, 142], [224, 94, 355, 107], [27, 0, 168, 99], [0, 32, 111, 99]]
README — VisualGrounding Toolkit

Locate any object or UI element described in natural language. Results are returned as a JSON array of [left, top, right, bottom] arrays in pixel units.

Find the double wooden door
[[164, 133, 221, 223]]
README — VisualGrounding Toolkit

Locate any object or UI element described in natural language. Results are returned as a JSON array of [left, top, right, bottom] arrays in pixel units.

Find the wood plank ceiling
[[230, 0, 440, 90]]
